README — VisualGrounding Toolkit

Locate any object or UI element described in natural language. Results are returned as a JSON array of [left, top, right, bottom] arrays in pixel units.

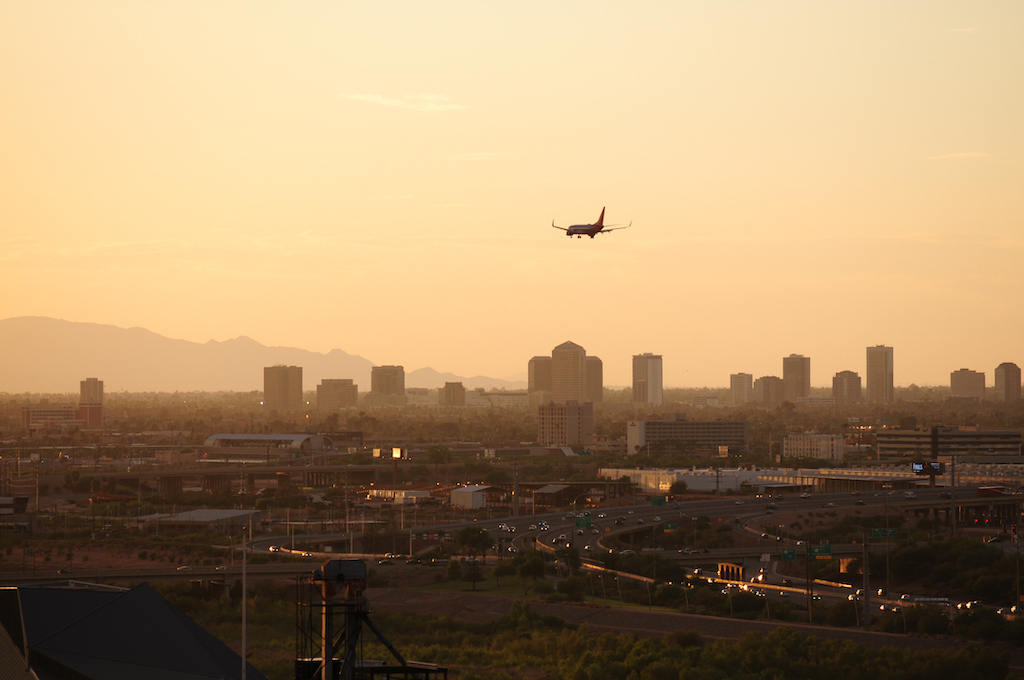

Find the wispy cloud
[[341, 93, 467, 112], [928, 152, 989, 160]]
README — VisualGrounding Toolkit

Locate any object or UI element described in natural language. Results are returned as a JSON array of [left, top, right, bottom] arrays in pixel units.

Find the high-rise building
[[782, 354, 811, 403], [866, 345, 894, 404], [753, 376, 784, 406], [371, 365, 405, 395], [440, 381, 466, 407], [264, 366, 303, 412], [633, 354, 664, 405], [538, 400, 594, 447], [730, 373, 753, 406], [994, 363, 1022, 402], [832, 370, 862, 405], [528, 356, 552, 394], [79, 377, 104, 428], [317, 379, 358, 411], [586, 356, 603, 403], [950, 368, 985, 401], [551, 341, 588, 403]]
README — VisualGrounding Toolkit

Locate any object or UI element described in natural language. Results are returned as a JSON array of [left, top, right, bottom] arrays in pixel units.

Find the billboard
[[911, 461, 944, 475]]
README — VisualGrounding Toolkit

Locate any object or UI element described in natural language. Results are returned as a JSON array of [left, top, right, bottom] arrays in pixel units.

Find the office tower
[[754, 376, 784, 407], [79, 377, 104, 428], [440, 381, 466, 407], [633, 353, 664, 405], [317, 379, 358, 411], [538, 400, 594, 447], [551, 341, 588, 403], [994, 363, 1021, 402], [264, 365, 303, 412], [586, 356, 603, 403], [528, 356, 552, 393], [782, 354, 811, 403], [950, 368, 985, 401], [371, 365, 405, 395], [832, 370, 862, 405], [730, 373, 753, 406], [866, 345, 894, 404]]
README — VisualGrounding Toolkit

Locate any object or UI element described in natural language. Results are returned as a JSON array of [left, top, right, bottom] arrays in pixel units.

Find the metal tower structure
[[296, 560, 447, 680]]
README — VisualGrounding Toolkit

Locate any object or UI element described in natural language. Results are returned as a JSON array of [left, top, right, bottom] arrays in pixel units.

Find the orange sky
[[2, 2, 1022, 387]]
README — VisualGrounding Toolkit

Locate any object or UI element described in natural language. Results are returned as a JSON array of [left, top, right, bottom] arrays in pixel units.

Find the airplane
[[551, 207, 632, 238]]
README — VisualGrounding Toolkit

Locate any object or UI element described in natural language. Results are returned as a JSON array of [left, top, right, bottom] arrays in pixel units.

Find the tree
[[446, 559, 462, 581], [427, 444, 452, 485], [463, 561, 485, 591], [457, 525, 495, 559], [517, 553, 546, 595], [494, 561, 516, 588]]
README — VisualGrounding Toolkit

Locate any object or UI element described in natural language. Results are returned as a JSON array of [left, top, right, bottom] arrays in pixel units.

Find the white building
[[450, 485, 490, 510], [730, 373, 753, 406], [783, 434, 845, 461], [632, 353, 664, 405]]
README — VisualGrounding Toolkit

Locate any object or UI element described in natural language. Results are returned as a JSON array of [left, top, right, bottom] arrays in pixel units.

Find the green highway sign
[[782, 548, 796, 561], [574, 517, 592, 528], [811, 545, 832, 559], [871, 528, 898, 538], [664, 522, 678, 530], [652, 497, 667, 506]]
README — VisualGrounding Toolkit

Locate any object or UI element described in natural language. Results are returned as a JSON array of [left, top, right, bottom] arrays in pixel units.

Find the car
[[877, 588, 887, 597], [824, 502, 838, 508], [529, 524, 538, 531], [800, 493, 811, 499], [620, 549, 635, 556], [558, 534, 567, 540], [377, 558, 394, 565], [848, 594, 858, 601], [385, 552, 399, 559], [507, 546, 517, 553], [597, 513, 606, 518], [215, 565, 228, 571], [268, 545, 280, 552], [636, 519, 645, 525], [653, 516, 662, 522], [301, 551, 312, 558], [855, 499, 866, 505], [540, 525, 549, 531], [176, 565, 192, 571], [734, 500, 744, 505], [779, 591, 789, 597], [576, 529, 584, 535], [591, 528, 600, 534]]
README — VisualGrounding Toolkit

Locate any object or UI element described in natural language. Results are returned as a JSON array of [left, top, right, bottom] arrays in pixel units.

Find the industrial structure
[[296, 560, 446, 680]]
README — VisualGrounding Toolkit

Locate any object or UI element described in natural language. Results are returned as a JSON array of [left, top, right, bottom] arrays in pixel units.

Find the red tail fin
[[595, 207, 605, 228]]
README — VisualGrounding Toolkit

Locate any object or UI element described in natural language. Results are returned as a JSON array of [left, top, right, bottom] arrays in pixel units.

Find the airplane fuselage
[[566, 224, 604, 238]]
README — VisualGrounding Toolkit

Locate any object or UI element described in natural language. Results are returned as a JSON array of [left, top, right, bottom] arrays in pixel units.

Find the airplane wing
[[551, 221, 568, 231], [598, 224, 630, 235]]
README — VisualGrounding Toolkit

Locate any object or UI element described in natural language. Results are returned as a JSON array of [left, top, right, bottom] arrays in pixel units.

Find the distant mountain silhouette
[[0, 317, 526, 393]]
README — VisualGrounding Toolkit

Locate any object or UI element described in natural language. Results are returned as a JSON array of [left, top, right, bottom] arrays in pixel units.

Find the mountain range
[[0, 317, 527, 394]]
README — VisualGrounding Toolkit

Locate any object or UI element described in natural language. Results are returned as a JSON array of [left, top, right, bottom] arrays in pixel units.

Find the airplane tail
[[595, 207, 605, 228]]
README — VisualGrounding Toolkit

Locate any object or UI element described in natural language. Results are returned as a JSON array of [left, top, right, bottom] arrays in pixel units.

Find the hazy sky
[[2, 2, 1022, 388]]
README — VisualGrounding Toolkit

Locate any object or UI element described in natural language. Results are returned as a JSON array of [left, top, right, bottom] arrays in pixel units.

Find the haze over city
[[2, 2, 1022, 389]]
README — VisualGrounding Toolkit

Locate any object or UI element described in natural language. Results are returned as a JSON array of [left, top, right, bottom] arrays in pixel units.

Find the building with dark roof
[[0, 582, 267, 680]]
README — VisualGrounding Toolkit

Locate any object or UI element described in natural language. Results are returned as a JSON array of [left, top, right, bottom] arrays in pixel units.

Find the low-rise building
[[784, 433, 845, 461]]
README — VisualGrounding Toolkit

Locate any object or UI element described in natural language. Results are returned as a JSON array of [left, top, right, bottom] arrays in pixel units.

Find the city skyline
[[2, 4, 1022, 389]]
